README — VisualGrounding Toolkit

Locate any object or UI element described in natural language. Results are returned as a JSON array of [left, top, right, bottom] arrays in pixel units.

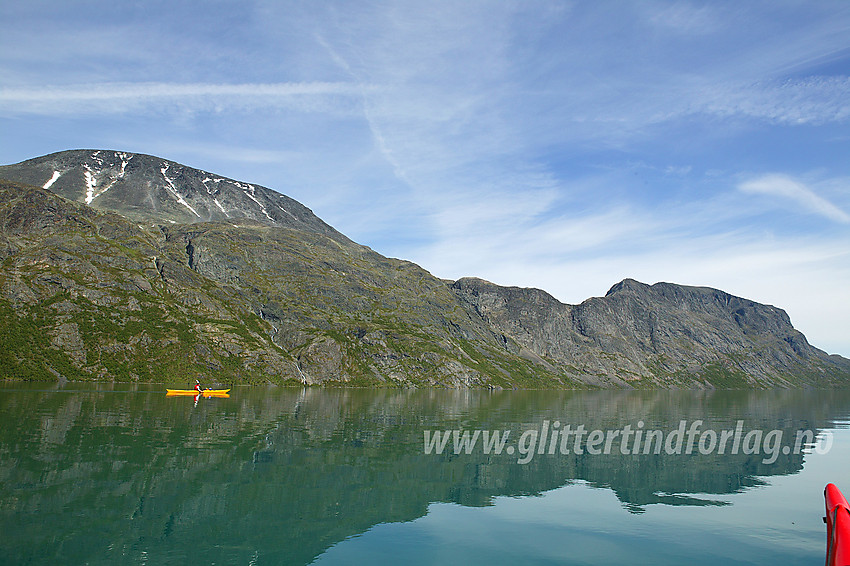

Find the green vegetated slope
[[2, 150, 849, 388], [0, 181, 292, 384], [0, 180, 570, 387]]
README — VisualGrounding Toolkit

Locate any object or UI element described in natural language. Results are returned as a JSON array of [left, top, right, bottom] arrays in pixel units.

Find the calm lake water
[[1, 383, 849, 565]]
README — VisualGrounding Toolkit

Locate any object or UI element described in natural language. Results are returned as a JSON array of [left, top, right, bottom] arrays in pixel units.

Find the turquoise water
[[1, 383, 848, 564]]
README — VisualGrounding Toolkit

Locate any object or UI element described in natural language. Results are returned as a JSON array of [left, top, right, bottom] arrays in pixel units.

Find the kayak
[[166, 389, 231, 397], [825, 483, 850, 566], [166, 389, 230, 397]]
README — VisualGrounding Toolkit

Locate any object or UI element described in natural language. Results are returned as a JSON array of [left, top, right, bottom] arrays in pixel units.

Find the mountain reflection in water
[[0, 384, 847, 565]]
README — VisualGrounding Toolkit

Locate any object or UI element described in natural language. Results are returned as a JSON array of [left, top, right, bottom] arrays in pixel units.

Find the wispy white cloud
[[646, 2, 723, 35], [739, 174, 850, 223], [0, 81, 370, 116], [148, 143, 308, 167], [694, 77, 850, 126]]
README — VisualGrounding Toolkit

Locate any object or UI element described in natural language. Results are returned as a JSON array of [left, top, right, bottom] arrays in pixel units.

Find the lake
[[1, 383, 848, 565]]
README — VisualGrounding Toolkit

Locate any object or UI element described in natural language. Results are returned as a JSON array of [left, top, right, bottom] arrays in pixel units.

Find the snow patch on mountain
[[43, 171, 61, 190], [97, 152, 132, 199], [235, 181, 274, 222], [213, 198, 229, 216], [161, 162, 201, 218], [83, 166, 97, 205]]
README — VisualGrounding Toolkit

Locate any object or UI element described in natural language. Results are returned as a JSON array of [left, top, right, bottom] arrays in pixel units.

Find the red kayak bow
[[825, 483, 850, 566]]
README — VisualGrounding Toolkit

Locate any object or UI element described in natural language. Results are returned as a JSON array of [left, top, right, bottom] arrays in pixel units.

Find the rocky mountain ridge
[[1, 150, 848, 387], [0, 149, 347, 240], [451, 277, 848, 387]]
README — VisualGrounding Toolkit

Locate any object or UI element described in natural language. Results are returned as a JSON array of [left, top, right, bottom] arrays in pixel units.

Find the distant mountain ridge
[[1, 150, 848, 387], [0, 149, 347, 240], [451, 277, 848, 387]]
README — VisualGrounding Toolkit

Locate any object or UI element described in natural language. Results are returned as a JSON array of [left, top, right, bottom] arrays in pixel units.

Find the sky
[[1, 1, 849, 355]]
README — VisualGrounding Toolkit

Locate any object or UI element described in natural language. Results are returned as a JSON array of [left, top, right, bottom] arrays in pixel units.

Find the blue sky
[[1, 1, 849, 355]]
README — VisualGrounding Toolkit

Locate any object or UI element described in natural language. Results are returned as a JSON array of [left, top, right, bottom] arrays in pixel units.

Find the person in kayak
[[194, 379, 204, 393]]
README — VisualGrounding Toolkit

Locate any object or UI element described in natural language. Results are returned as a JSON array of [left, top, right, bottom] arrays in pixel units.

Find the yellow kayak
[[166, 389, 231, 397]]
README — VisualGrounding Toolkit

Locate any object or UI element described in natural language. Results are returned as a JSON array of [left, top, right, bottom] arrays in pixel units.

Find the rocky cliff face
[[451, 277, 850, 387], [1, 150, 848, 387]]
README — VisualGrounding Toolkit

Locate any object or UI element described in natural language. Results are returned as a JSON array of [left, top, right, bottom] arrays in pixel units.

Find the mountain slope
[[0, 180, 296, 382], [0, 179, 567, 387], [1, 150, 848, 387]]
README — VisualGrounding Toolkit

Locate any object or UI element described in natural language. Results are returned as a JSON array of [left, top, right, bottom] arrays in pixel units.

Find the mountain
[[1, 150, 848, 387], [0, 149, 346, 240], [452, 277, 850, 387]]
